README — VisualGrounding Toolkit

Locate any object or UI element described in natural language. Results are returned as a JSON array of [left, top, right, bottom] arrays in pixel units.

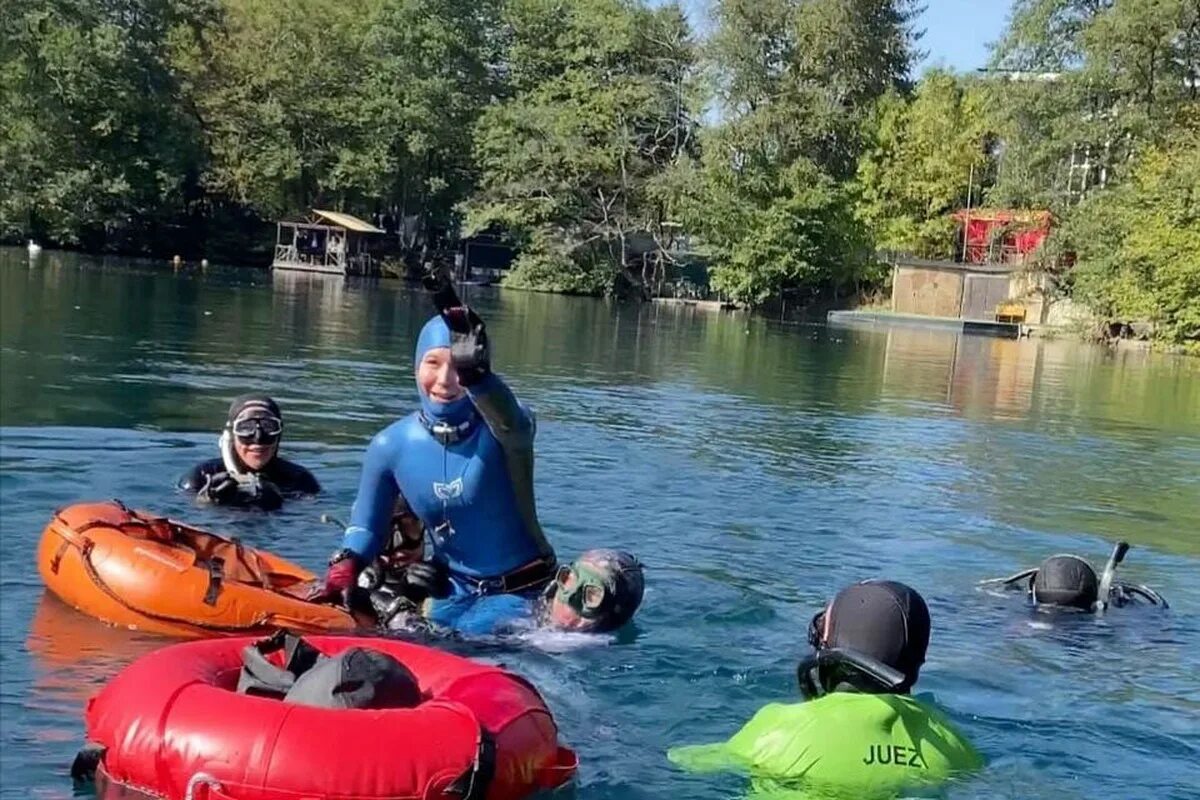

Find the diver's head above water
[[799, 580, 930, 699], [414, 315, 472, 425], [982, 542, 1168, 612], [225, 394, 283, 471], [545, 549, 645, 633], [1033, 555, 1098, 609]]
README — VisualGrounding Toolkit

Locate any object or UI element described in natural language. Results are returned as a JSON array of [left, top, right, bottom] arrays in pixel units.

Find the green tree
[[675, 153, 869, 306], [171, 0, 382, 217], [987, 0, 1200, 207], [707, 0, 921, 180], [675, 0, 916, 306], [986, 0, 1200, 338], [855, 71, 991, 258], [0, 0, 217, 248], [171, 0, 496, 231], [1067, 113, 1200, 347], [465, 0, 697, 294]]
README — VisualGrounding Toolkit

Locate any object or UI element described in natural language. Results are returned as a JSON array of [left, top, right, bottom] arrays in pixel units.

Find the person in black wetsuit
[[178, 394, 320, 511]]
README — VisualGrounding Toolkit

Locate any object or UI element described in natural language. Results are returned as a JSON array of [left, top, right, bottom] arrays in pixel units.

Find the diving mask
[[545, 549, 645, 633], [232, 414, 283, 443], [553, 562, 610, 617]]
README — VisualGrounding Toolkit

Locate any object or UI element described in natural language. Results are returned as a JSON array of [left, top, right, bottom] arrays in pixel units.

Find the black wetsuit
[[178, 457, 321, 510]]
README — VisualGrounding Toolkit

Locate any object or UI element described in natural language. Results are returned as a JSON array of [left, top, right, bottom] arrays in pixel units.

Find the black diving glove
[[198, 471, 241, 505], [256, 478, 284, 511], [442, 306, 490, 386], [400, 560, 452, 603], [198, 471, 284, 510]]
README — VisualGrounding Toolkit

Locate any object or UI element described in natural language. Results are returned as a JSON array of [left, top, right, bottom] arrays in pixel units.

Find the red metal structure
[[951, 209, 1052, 265]]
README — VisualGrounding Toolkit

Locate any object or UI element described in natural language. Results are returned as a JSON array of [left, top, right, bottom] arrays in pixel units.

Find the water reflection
[[25, 595, 166, 707]]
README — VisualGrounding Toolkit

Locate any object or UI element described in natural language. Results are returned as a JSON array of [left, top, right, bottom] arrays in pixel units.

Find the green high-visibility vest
[[668, 693, 983, 799]]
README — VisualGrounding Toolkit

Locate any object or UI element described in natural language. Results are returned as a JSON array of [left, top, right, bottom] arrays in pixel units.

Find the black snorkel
[[797, 647, 908, 700]]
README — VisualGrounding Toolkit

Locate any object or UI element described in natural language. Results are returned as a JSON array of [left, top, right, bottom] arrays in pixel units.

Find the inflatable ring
[[80, 635, 578, 800], [37, 501, 357, 637]]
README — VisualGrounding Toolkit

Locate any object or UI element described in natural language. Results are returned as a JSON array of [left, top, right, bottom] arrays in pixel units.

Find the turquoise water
[[1, 247, 1198, 799]]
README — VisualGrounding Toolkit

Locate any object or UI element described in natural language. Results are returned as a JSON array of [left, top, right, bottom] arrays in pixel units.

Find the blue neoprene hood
[[415, 315, 473, 424]]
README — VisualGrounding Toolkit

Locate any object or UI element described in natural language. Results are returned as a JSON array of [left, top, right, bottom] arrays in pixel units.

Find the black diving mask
[[233, 415, 283, 444]]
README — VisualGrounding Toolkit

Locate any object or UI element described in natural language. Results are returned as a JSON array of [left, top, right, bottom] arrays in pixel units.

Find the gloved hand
[[197, 471, 241, 505], [306, 550, 364, 606], [400, 560, 452, 603], [256, 479, 284, 511], [442, 306, 490, 386]]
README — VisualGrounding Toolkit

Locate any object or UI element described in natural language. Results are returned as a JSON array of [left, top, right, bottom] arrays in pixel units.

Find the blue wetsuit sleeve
[[467, 372, 534, 450], [341, 434, 399, 561]]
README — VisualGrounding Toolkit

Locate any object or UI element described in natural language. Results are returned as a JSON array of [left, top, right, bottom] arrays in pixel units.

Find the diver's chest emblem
[[433, 478, 464, 501]]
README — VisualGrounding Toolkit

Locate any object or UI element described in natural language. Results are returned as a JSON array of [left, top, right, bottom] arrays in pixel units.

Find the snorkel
[[1093, 541, 1128, 612], [219, 429, 246, 477]]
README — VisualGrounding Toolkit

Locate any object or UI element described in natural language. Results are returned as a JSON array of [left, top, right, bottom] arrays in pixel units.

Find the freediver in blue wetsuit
[[308, 285, 559, 635]]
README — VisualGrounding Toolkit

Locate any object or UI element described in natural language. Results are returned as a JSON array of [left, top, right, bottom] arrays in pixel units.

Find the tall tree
[[0, 0, 218, 248], [172, 0, 496, 230], [674, 0, 917, 305], [1066, 110, 1200, 347], [171, 0, 381, 217], [465, 0, 697, 294], [855, 71, 991, 258], [707, 0, 921, 179], [987, 0, 1200, 206], [673, 150, 870, 305]]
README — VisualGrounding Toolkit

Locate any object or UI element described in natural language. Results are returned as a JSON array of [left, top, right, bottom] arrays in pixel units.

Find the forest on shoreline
[[2, 0, 1197, 346]]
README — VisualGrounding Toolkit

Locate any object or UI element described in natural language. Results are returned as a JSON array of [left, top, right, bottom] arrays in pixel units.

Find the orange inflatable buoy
[[37, 501, 357, 638]]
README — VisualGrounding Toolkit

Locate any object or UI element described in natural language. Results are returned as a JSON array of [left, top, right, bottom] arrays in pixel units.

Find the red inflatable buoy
[[82, 636, 578, 800]]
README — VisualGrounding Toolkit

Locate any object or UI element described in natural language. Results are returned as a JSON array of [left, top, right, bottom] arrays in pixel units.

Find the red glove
[[305, 550, 363, 605]]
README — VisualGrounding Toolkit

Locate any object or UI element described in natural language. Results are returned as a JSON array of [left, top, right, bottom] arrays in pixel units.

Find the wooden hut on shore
[[271, 210, 383, 275]]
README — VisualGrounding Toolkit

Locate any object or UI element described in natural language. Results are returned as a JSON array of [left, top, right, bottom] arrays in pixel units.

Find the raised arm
[[469, 372, 552, 559], [468, 372, 534, 451]]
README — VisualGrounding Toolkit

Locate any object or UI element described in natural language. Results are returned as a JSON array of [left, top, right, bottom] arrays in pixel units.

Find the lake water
[[1, 247, 1198, 799]]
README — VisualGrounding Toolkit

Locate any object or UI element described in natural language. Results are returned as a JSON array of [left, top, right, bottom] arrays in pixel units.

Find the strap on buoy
[[185, 773, 222, 800], [203, 558, 225, 606]]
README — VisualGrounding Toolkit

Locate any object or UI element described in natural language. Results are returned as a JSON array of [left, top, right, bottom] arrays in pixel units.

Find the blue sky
[[676, 0, 1016, 75], [916, 0, 1015, 73]]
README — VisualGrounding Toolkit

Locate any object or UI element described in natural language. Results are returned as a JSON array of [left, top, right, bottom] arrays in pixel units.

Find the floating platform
[[827, 309, 1022, 339], [652, 297, 740, 312]]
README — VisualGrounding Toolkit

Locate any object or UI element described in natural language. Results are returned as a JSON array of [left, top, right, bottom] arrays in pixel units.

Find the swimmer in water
[[309, 275, 558, 635], [669, 580, 982, 796], [368, 546, 645, 636], [981, 541, 1168, 611], [538, 549, 644, 633], [178, 395, 320, 511]]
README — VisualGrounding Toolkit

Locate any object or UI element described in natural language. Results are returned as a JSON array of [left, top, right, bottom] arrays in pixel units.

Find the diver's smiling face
[[418, 348, 464, 404], [235, 438, 277, 470]]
